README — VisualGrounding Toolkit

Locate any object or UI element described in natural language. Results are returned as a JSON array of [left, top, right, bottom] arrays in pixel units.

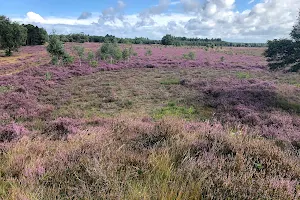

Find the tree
[[265, 12, 300, 72], [47, 33, 73, 65], [161, 34, 174, 45], [23, 24, 48, 45], [291, 11, 300, 41], [0, 16, 27, 56]]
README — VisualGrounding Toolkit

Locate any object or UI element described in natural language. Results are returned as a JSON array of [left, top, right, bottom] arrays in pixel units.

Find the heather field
[[1, 43, 300, 199]]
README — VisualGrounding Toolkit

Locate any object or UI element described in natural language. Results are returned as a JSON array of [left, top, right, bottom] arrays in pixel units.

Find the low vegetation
[[0, 118, 299, 199]]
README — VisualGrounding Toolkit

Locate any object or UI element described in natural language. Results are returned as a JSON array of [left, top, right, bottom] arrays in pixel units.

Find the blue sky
[[0, 0, 299, 42], [1, 0, 255, 17]]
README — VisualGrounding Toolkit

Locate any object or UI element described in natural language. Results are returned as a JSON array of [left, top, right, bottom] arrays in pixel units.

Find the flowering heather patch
[[0, 123, 29, 142], [0, 118, 299, 199], [42, 117, 81, 140], [0, 43, 299, 199], [189, 77, 300, 148]]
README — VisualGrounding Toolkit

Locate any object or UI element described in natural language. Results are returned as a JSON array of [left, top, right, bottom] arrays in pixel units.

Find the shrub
[[72, 45, 85, 66], [47, 33, 73, 65], [62, 53, 74, 65], [89, 60, 98, 68], [145, 49, 152, 56], [122, 48, 131, 61], [97, 42, 122, 63], [182, 51, 196, 60], [87, 51, 95, 61]]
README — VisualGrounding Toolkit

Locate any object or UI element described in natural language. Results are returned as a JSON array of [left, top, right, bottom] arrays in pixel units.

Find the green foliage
[[236, 72, 252, 79], [73, 45, 85, 59], [290, 11, 300, 41], [264, 39, 300, 71], [98, 42, 122, 63], [160, 78, 181, 85], [153, 102, 196, 119], [89, 60, 98, 68], [87, 51, 95, 61], [58, 33, 89, 43], [161, 34, 174, 45], [183, 51, 196, 60], [122, 48, 131, 60], [276, 97, 300, 114], [72, 45, 85, 66], [0, 16, 27, 56], [0, 85, 14, 94], [62, 53, 74, 65], [265, 12, 300, 71], [23, 24, 48, 45], [145, 49, 152, 56], [47, 33, 73, 66]]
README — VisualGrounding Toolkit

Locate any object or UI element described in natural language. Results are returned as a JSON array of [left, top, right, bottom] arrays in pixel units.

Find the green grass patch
[[0, 85, 14, 94], [236, 72, 252, 79], [277, 97, 300, 114], [294, 83, 300, 88], [160, 78, 181, 85], [153, 102, 197, 120]]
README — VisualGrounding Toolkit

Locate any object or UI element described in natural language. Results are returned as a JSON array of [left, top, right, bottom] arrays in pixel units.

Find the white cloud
[[26, 12, 45, 23], [11, 0, 300, 42]]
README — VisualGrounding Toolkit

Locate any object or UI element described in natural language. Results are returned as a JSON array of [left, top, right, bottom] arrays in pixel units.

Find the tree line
[[1, 13, 299, 72], [56, 33, 266, 47], [0, 15, 48, 56]]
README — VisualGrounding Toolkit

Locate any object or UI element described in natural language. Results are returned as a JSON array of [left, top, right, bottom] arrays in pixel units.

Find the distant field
[[1, 43, 299, 199], [0, 43, 266, 76]]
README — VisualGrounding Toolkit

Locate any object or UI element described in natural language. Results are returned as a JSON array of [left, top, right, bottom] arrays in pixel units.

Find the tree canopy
[[23, 24, 48, 45], [265, 11, 300, 72], [0, 16, 27, 56]]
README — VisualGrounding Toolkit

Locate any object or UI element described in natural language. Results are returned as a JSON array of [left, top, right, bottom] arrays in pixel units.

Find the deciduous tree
[[0, 16, 27, 56]]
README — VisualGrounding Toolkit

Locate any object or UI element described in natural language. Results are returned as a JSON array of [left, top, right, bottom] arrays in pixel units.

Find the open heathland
[[0, 43, 300, 199]]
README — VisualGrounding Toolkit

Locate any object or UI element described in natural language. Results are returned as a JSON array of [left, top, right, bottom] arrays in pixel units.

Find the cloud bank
[[12, 0, 300, 42]]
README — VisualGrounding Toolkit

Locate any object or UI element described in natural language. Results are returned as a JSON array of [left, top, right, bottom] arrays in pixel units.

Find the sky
[[0, 0, 299, 42]]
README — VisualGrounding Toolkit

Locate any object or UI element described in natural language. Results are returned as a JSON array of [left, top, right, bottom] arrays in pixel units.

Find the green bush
[[97, 42, 122, 63], [89, 60, 98, 68], [62, 53, 74, 65], [47, 33, 72, 66], [72, 45, 85, 66], [182, 51, 196, 60], [122, 48, 131, 60]]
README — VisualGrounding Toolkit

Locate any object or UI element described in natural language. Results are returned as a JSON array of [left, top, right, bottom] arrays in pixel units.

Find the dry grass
[[0, 117, 299, 199]]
